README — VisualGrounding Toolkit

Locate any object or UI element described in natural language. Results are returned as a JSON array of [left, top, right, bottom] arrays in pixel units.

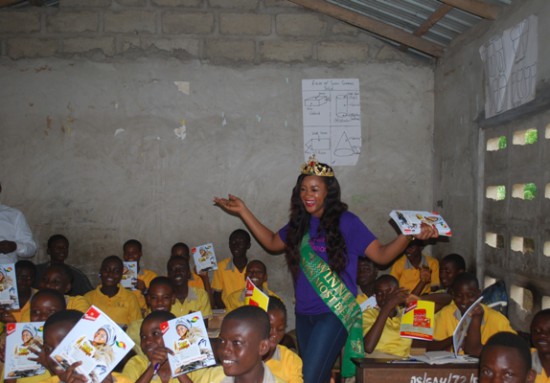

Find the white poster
[[479, 15, 537, 118], [302, 79, 361, 166]]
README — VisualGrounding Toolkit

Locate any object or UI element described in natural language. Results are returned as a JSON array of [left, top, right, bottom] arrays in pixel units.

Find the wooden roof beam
[[439, 0, 503, 20], [287, 0, 445, 58]]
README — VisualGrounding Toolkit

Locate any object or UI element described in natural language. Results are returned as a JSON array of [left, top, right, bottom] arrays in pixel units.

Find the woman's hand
[[415, 223, 439, 240], [213, 194, 247, 216]]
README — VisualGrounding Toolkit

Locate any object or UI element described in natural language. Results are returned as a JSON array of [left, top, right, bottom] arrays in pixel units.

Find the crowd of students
[[0, 233, 549, 383]]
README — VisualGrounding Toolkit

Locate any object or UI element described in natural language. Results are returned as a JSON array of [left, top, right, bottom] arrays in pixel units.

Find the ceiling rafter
[[288, 0, 445, 57], [439, 0, 503, 20]]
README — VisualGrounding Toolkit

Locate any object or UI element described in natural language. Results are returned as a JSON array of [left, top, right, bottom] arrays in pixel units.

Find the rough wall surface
[[0, 0, 434, 326], [434, 0, 550, 330]]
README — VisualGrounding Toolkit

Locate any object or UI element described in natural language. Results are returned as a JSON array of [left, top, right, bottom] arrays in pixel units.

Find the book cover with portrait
[[4, 322, 46, 379], [121, 261, 138, 290], [0, 263, 20, 310], [161, 311, 216, 376], [389, 210, 452, 237], [49, 305, 135, 383], [191, 243, 218, 272]]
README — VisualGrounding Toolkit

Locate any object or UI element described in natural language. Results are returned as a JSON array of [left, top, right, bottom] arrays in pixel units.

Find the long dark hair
[[285, 173, 348, 278]]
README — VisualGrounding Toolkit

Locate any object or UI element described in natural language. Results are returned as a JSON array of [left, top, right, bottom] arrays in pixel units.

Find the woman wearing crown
[[214, 155, 438, 383]]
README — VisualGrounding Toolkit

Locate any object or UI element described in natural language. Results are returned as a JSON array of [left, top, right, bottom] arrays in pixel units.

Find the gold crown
[[300, 155, 334, 177]]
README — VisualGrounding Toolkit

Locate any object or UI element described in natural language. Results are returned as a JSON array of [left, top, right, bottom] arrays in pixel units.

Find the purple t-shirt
[[278, 211, 377, 315]]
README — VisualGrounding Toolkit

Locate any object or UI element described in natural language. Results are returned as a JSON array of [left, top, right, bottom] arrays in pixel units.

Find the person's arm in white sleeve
[[13, 210, 36, 258]]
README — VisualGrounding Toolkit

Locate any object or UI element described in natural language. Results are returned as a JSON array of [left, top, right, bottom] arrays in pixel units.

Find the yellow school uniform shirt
[[122, 354, 181, 383], [20, 295, 90, 322], [266, 344, 303, 383], [211, 258, 246, 307], [188, 272, 206, 290], [188, 363, 285, 383], [390, 254, 440, 294], [126, 318, 144, 356], [171, 287, 213, 319], [433, 302, 516, 345], [84, 285, 142, 326], [38, 372, 131, 383], [362, 307, 412, 358], [532, 349, 550, 383]]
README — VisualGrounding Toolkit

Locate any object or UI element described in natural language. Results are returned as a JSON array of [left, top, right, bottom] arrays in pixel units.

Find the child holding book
[[123, 240, 158, 313], [362, 275, 412, 358], [84, 256, 142, 327], [40, 310, 131, 383], [430, 272, 515, 357], [122, 311, 193, 383]]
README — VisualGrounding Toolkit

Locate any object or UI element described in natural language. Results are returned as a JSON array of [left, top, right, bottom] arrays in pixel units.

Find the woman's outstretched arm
[[364, 224, 439, 265], [213, 194, 286, 253]]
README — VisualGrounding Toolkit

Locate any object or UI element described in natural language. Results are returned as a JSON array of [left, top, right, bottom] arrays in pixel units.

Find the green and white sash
[[300, 233, 364, 378]]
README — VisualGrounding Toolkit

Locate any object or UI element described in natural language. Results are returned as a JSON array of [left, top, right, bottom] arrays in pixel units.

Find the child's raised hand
[[386, 287, 409, 308], [28, 341, 48, 368], [56, 361, 87, 383], [149, 346, 173, 367], [213, 194, 246, 215], [468, 304, 484, 319], [135, 279, 147, 292], [419, 266, 432, 283]]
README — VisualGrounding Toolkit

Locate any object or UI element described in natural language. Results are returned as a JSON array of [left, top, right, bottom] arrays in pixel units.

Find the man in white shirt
[[0, 182, 37, 263]]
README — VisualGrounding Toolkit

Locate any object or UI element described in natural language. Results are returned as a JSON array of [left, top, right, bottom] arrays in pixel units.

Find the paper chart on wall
[[302, 79, 361, 166], [479, 15, 537, 119]]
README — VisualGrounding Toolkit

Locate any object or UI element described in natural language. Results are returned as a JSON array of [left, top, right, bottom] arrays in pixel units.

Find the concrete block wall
[[0, 0, 420, 65], [433, 0, 550, 331]]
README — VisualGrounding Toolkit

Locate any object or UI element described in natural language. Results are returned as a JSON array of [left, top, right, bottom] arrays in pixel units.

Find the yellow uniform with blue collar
[[362, 306, 412, 358], [211, 258, 246, 307], [434, 302, 515, 345], [84, 285, 142, 326], [390, 253, 440, 294], [266, 344, 303, 383]]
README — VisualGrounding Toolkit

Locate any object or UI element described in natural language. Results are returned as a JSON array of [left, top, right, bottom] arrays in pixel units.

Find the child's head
[[439, 253, 466, 289], [41, 263, 73, 294], [30, 288, 67, 322], [404, 240, 425, 261], [99, 255, 123, 287], [15, 260, 36, 293], [147, 277, 176, 312], [531, 309, 550, 356], [123, 239, 142, 263], [245, 260, 267, 288], [43, 310, 83, 373], [140, 311, 176, 360], [267, 296, 287, 348], [373, 275, 399, 308], [170, 242, 190, 259], [451, 272, 481, 315], [357, 257, 377, 287], [218, 305, 270, 377], [167, 256, 191, 287], [479, 332, 535, 383], [47, 234, 69, 263], [229, 229, 251, 261]]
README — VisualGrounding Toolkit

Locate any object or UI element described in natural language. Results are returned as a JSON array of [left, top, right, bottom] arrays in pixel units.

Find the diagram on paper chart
[[302, 79, 361, 166]]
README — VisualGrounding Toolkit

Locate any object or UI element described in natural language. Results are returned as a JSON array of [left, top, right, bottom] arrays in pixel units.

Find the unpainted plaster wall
[[0, 0, 438, 328]]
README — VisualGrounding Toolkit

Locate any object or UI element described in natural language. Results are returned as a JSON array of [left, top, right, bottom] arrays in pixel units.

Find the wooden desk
[[353, 358, 479, 383]]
